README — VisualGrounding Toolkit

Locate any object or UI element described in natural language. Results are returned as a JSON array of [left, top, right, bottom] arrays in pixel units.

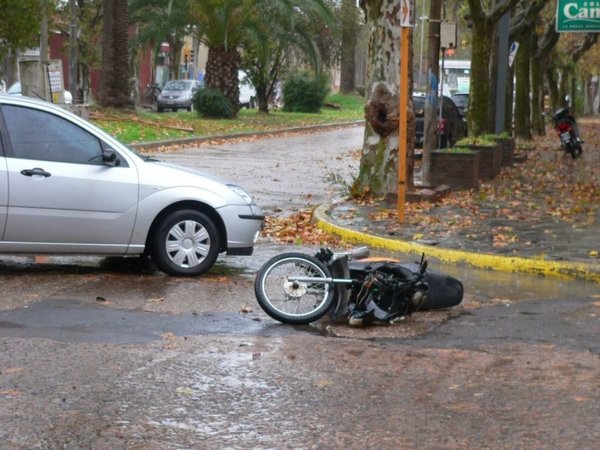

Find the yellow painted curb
[[314, 204, 600, 283]]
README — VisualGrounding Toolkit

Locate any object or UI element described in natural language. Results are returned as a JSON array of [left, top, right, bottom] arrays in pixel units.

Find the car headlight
[[227, 184, 252, 204]]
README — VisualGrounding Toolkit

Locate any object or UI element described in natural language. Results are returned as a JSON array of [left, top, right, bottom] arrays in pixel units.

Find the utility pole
[[421, 0, 442, 186], [418, 8, 428, 88], [494, 2, 510, 134], [69, 0, 78, 102], [40, 1, 49, 100]]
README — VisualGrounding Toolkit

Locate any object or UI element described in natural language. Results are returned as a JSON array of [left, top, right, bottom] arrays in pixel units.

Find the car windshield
[[163, 81, 192, 91], [452, 95, 469, 108], [413, 96, 425, 116], [7, 82, 21, 94]]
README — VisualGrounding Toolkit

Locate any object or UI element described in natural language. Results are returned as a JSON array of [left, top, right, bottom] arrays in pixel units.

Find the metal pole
[[398, 26, 411, 223], [439, 48, 445, 147], [40, 3, 48, 100], [69, 0, 78, 101], [418, 13, 427, 87], [495, 10, 510, 134]]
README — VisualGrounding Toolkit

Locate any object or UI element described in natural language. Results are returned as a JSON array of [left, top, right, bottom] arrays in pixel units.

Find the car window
[[443, 98, 458, 119], [7, 82, 21, 95], [452, 95, 468, 108], [2, 104, 104, 165], [164, 81, 192, 91], [413, 97, 425, 115]]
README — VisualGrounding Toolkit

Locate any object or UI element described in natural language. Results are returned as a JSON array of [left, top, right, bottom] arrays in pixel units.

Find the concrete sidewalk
[[313, 125, 600, 282], [314, 201, 600, 283]]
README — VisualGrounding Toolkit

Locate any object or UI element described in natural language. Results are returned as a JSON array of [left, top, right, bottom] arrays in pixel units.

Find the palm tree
[[240, 0, 333, 113], [190, 0, 331, 114], [189, 0, 255, 113], [99, 0, 131, 107], [129, 0, 192, 83]]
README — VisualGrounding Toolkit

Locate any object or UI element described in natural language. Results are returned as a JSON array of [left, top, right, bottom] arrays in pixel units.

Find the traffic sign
[[556, 0, 600, 32], [508, 41, 519, 67], [399, 0, 415, 28]]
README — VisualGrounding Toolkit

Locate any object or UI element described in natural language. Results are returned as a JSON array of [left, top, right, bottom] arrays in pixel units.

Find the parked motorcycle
[[254, 247, 463, 326], [145, 83, 162, 106], [551, 106, 583, 159]]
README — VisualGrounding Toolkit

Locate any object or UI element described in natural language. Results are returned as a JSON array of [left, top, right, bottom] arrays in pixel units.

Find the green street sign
[[556, 0, 600, 32]]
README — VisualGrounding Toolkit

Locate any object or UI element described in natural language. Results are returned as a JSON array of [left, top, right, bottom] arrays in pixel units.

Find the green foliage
[[325, 92, 364, 109], [282, 72, 329, 113], [455, 134, 499, 146], [239, 0, 334, 112], [0, 0, 41, 57], [92, 93, 363, 143], [194, 88, 235, 118], [437, 147, 477, 154]]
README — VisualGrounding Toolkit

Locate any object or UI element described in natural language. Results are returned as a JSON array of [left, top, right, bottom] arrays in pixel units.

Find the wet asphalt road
[[1, 127, 599, 449]]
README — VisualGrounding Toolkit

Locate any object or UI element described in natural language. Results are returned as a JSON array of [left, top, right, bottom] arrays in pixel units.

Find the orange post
[[397, 26, 410, 223]]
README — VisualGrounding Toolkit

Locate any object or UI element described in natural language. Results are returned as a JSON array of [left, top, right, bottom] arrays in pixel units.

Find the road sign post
[[398, 0, 414, 223]]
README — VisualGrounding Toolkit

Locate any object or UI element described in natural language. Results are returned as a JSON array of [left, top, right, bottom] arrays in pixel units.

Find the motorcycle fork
[[327, 256, 354, 320]]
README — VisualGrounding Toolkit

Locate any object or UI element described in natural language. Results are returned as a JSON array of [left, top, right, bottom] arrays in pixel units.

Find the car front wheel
[[151, 209, 220, 276]]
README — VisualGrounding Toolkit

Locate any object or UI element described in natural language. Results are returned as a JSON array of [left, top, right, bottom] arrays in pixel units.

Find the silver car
[[0, 95, 264, 275]]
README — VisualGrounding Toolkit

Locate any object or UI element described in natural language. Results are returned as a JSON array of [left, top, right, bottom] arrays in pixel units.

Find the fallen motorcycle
[[551, 106, 583, 159], [254, 247, 463, 326]]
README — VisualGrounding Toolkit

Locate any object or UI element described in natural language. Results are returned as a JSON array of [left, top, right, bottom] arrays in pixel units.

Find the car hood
[[151, 160, 231, 185], [135, 158, 250, 207]]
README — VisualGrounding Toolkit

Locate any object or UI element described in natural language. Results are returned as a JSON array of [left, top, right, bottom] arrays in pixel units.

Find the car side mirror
[[102, 147, 121, 167]]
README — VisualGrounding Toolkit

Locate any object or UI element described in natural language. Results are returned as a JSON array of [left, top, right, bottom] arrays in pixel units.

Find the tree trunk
[[205, 46, 240, 114], [340, 0, 358, 94], [99, 0, 132, 108], [467, 16, 494, 136], [256, 85, 269, 113], [514, 32, 531, 140], [467, 0, 519, 137], [530, 33, 545, 136], [504, 64, 514, 132], [168, 38, 183, 81], [355, 0, 414, 201], [546, 65, 560, 113]]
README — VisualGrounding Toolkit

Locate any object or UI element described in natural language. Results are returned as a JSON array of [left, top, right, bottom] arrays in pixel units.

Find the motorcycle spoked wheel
[[254, 253, 334, 324]]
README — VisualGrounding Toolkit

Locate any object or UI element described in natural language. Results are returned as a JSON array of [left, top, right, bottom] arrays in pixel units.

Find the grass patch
[[91, 93, 365, 144]]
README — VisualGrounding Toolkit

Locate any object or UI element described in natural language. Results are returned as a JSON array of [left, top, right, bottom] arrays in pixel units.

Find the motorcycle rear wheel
[[254, 253, 334, 324], [571, 141, 583, 159]]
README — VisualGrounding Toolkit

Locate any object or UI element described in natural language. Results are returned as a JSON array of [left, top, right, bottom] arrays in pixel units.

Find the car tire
[[151, 209, 220, 276], [157, 106, 164, 113], [172, 108, 178, 112]]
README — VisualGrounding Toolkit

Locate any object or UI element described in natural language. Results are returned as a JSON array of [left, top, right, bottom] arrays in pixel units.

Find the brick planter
[[430, 149, 480, 190], [454, 144, 502, 180], [494, 137, 515, 167]]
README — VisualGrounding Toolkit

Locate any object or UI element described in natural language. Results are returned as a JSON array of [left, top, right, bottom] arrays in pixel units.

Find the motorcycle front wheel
[[254, 253, 334, 324]]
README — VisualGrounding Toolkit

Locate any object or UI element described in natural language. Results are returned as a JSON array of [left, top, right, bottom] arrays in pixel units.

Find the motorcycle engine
[[360, 266, 428, 322]]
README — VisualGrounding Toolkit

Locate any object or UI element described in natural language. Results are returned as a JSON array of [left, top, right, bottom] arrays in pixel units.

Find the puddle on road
[[0, 298, 316, 344]]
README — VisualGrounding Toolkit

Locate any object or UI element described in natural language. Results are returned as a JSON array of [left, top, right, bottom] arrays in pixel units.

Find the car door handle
[[20, 168, 52, 178]]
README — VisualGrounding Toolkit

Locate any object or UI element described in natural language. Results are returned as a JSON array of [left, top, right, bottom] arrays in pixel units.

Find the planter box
[[454, 144, 502, 180], [494, 137, 514, 167], [430, 149, 480, 190]]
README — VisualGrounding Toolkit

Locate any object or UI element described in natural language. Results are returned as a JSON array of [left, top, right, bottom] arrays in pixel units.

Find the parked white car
[[238, 71, 256, 108], [7, 81, 73, 104], [0, 95, 264, 275]]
